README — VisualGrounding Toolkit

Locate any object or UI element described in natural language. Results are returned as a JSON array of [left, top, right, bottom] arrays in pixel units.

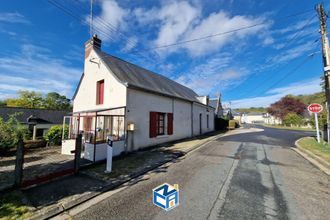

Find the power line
[[256, 54, 316, 97], [48, 0, 158, 65], [233, 14, 318, 100], [130, 9, 314, 53]]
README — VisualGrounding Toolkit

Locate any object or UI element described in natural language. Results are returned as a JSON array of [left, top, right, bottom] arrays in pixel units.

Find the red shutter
[[96, 80, 104, 105], [150, 112, 157, 138], [167, 113, 173, 135], [99, 80, 104, 104]]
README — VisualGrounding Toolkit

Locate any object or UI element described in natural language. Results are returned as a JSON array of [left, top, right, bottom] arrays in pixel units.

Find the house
[[0, 106, 68, 139], [237, 112, 282, 124], [61, 35, 215, 162], [209, 93, 224, 118]]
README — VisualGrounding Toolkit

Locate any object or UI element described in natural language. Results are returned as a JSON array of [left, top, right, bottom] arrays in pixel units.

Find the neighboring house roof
[[0, 107, 69, 124], [94, 50, 200, 102], [209, 99, 218, 109]]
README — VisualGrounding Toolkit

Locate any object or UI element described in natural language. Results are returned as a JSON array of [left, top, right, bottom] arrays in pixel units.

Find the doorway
[[199, 113, 202, 135]]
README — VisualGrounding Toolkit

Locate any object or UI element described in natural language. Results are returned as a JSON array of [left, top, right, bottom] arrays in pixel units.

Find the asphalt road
[[70, 126, 329, 220]]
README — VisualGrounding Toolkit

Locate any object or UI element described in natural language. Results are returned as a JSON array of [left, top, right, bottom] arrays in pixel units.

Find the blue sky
[[0, 0, 328, 108]]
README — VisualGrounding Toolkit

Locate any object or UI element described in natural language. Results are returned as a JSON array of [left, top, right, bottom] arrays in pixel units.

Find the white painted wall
[[72, 47, 215, 154], [126, 88, 214, 150], [73, 49, 127, 113], [192, 103, 215, 136]]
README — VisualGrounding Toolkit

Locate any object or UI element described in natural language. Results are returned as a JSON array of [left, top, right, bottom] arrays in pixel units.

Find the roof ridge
[[96, 50, 198, 96]]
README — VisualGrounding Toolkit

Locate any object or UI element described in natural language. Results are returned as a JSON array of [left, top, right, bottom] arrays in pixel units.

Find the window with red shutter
[[149, 112, 157, 138], [167, 113, 173, 135], [96, 80, 104, 105]]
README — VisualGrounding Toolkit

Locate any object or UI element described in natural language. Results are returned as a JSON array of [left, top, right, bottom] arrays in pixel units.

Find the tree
[[283, 113, 303, 127], [0, 114, 28, 150], [43, 92, 71, 110], [4, 90, 72, 110], [0, 100, 6, 107], [6, 91, 44, 108], [267, 96, 306, 119]]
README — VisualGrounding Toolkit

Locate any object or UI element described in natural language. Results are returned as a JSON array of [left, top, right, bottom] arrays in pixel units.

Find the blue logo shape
[[153, 183, 179, 211]]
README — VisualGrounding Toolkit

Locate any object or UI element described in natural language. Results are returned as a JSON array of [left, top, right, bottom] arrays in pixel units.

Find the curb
[[292, 138, 330, 176], [29, 132, 225, 220]]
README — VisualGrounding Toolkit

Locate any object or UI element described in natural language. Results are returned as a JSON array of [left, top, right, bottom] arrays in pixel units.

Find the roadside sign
[[307, 103, 323, 143], [307, 103, 323, 113]]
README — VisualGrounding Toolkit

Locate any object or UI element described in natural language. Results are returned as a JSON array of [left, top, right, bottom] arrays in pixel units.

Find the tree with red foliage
[[267, 96, 306, 119]]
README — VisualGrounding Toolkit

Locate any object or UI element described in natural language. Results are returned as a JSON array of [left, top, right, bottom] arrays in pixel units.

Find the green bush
[[0, 114, 28, 150], [215, 118, 229, 130], [44, 125, 69, 146], [283, 112, 303, 127]]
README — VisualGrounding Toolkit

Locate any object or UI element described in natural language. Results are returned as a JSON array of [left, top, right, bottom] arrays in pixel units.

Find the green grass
[[0, 192, 31, 220], [262, 124, 314, 132], [298, 137, 330, 163], [82, 150, 174, 181]]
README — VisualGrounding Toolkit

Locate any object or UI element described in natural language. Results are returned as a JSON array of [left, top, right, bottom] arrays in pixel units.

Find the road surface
[[69, 126, 329, 220]]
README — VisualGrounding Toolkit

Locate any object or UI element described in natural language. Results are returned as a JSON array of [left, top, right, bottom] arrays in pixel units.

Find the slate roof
[[209, 99, 218, 109], [0, 107, 69, 124], [94, 50, 200, 102]]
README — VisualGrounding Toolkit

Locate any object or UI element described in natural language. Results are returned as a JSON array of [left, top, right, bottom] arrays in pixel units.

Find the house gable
[[72, 49, 127, 113]]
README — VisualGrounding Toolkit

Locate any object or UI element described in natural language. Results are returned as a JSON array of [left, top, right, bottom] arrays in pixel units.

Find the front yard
[[297, 137, 330, 163]]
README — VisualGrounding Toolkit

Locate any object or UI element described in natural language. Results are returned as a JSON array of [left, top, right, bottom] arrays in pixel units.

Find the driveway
[[66, 126, 329, 220]]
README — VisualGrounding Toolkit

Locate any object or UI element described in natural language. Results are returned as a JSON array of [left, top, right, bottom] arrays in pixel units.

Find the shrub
[[215, 118, 229, 130], [0, 114, 28, 150], [24, 139, 47, 149], [44, 125, 68, 146], [283, 113, 303, 127]]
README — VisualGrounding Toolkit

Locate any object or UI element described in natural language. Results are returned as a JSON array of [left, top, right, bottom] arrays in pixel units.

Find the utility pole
[[317, 3, 330, 142]]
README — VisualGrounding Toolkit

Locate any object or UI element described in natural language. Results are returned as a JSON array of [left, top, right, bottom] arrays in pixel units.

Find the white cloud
[[92, 0, 129, 41], [229, 78, 322, 108], [153, 1, 201, 53], [133, 2, 269, 57], [0, 44, 81, 99], [0, 12, 30, 24], [181, 12, 268, 56], [175, 53, 247, 95], [121, 36, 138, 52], [262, 36, 274, 45], [270, 40, 317, 63]]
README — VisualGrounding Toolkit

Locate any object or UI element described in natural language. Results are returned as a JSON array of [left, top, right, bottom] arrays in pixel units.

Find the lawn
[[263, 124, 314, 132], [0, 191, 32, 220], [297, 137, 330, 163], [81, 150, 175, 182]]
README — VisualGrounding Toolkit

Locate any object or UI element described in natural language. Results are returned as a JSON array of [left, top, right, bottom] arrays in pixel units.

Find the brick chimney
[[85, 34, 102, 59]]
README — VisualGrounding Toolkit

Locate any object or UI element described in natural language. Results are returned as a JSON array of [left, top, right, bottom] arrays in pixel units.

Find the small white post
[[315, 113, 321, 143]]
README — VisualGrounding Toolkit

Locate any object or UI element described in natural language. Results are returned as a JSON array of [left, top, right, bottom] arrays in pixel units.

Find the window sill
[[156, 135, 169, 139]]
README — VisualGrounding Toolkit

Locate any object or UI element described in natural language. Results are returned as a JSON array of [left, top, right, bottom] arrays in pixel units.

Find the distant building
[[0, 107, 68, 139], [209, 93, 224, 118], [234, 112, 282, 125]]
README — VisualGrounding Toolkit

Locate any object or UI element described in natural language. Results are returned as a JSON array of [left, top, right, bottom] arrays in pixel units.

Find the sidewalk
[[0, 128, 255, 220]]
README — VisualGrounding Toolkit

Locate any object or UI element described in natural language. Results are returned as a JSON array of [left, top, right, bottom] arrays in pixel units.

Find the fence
[[0, 135, 83, 191]]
